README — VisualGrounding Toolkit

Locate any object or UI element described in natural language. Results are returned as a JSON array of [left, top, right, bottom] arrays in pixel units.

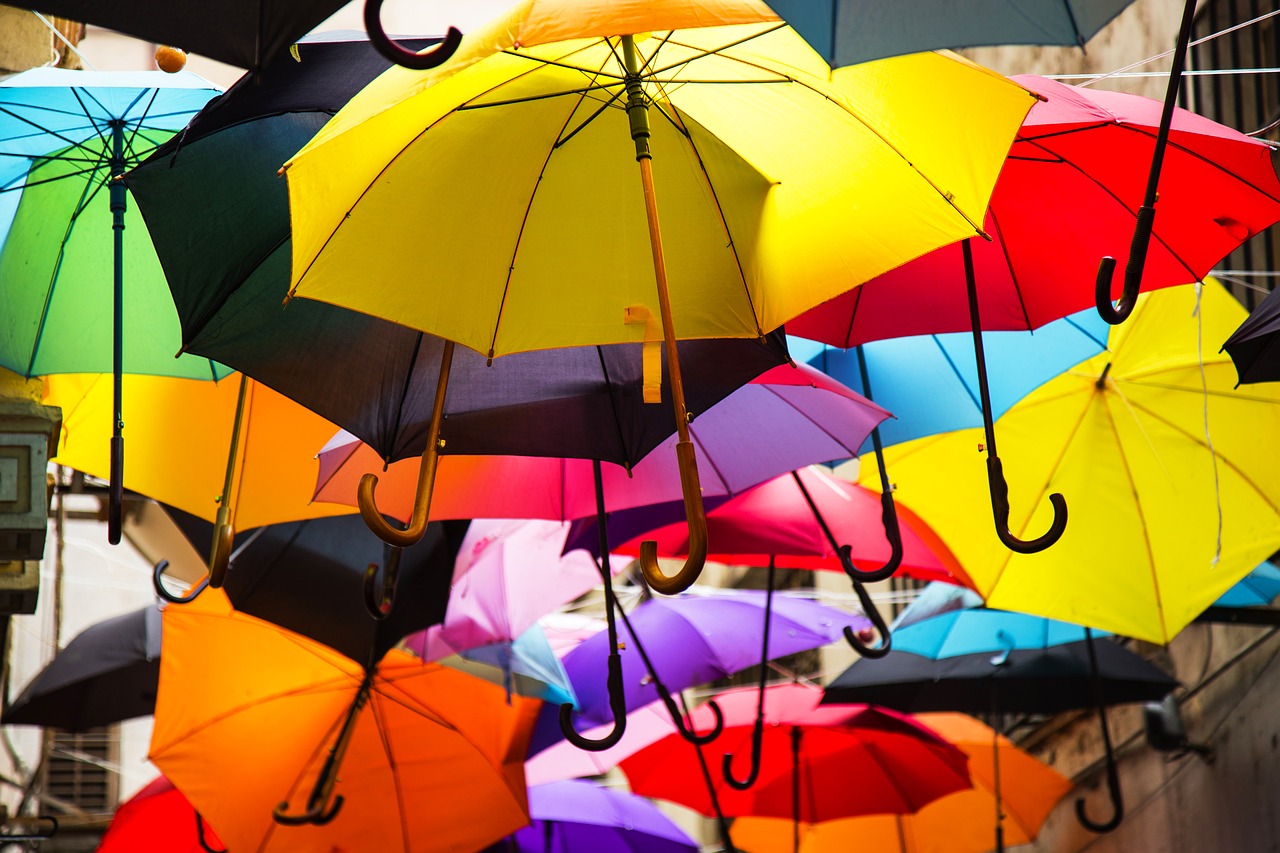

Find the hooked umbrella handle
[[558, 652, 629, 751], [987, 457, 1067, 554], [639, 440, 708, 594], [362, 547, 403, 621], [153, 559, 208, 604], [1094, 205, 1155, 325], [364, 0, 462, 70]]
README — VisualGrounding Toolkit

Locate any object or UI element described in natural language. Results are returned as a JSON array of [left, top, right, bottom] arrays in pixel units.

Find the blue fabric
[[1212, 562, 1280, 608], [459, 625, 578, 708], [893, 608, 1112, 659], [795, 307, 1109, 451]]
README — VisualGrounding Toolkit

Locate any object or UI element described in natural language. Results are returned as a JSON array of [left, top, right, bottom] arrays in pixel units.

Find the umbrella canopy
[[0, 68, 224, 380], [795, 306, 1110, 450], [283, 6, 1033, 358], [44, 372, 351, 532], [565, 465, 966, 585], [530, 590, 871, 752], [732, 712, 1072, 853], [314, 364, 890, 524], [856, 281, 1280, 644], [402, 518, 606, 660], [149, 589, 541, 853], [163, 508, 468, 665], [764, 0, 1133, 68], [436, 624, 578, 709], [483, 779, 699, 853], [2, 605, 160, 732], [789, 75, 1280, 346], [98, 776, 225, 853], [620, 684, 971, 821], [1196, 561, 1280, 625], [1222, 282, 1280, 385]]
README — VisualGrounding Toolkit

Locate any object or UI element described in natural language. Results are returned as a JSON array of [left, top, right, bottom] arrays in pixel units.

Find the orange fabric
[[734, 713, 1070, 853], [149, 590, 540, 853], [44, 372, 351, 530]]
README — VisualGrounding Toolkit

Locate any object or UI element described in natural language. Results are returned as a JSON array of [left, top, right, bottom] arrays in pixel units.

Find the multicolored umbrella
[[283, 0, 1036, 592], [0, 68, 227, 541], [149, 589, 541, 852], [620, 684, 971, 821], [732, 713, 1072, 853], [482, 779, 699, 853]]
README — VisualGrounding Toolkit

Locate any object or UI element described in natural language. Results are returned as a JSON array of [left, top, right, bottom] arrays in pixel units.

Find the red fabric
[[98, 776, 225, 853], [789, 75, 1280, 346]]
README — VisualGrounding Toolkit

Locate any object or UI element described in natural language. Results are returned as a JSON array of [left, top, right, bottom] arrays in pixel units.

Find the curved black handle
[[194, 811, 227, 853], [843, 577, 892, 659], [0, 815, 58, 842], [1074, 758, 1124, 833], [669, 694, 725, 746], [722, 716, 764, 790], [1095, 206, 1155, 325], [361, 547, 403, 621], [988, 457, 1068, 554], [558, 652, 628, 751], [273, 794, 344, 826], [153, 559, 207, 604], [108, 435, 124, 545], [850, 488, 904, 583], [364, 0, 462, 70]]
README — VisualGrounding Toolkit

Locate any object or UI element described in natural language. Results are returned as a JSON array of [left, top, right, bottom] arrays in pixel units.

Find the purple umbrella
[[484, 779, 698, 853], [531, 590, 869, 755]]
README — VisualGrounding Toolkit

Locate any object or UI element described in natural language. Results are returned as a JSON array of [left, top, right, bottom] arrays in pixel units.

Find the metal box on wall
[[0, 399, 61, 563]]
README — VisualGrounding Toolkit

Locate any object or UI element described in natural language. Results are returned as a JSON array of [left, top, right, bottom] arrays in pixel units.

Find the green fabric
[[0, 138, 228, 379]]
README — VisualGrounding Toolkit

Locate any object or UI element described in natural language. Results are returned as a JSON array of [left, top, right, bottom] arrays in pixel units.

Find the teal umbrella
[[0, 68, 228, 542], [1196, 562, 1280, 625]]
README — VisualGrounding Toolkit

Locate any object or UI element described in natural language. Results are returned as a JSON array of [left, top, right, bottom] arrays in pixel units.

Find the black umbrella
[[155, 507, 468, 667], [1222, 283, 1280, 386], [3, 605, 161, 732], [14, 0, 460, 73], [126, 32, 790, 561]]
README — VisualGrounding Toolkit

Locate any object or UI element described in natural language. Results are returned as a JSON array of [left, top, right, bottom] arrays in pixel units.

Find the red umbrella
[[98, 775, 225, 853], [789, 75, 1280, 346], [619, 683, 971, 822]]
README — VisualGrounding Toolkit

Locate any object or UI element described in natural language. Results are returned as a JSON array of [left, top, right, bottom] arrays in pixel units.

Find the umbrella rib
[[758, 383, 861, 457], [985, 201, 1036, 332], [368, 693, 413, 853], [929, 334, 985, 416], [594, 345, 636, 467]]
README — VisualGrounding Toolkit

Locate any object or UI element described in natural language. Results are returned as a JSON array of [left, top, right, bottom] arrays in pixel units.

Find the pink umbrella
[[313, 364, 890, 524], [402, 518, 604, 659]]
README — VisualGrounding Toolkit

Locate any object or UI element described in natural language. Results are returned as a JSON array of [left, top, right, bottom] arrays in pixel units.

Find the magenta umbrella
[[312, 364, 890, 523]]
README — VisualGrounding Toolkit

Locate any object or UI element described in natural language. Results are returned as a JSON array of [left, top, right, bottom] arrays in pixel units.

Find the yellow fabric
[[285, 13, 1034, 358], [734, 713, 1070, 853], [43, 373, 351, 531], [858, 281, 1280, 644], [150, 589, 540, 853]]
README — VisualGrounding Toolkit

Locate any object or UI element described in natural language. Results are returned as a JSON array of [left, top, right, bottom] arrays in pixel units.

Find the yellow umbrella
[[44, 372, 352, 584], [283, 0, 1037, 592], [859, 280, 1280, 644], [732, 712, 1071, 853]]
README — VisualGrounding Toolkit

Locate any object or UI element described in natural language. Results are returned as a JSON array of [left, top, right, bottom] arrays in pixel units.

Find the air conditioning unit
[[0, 399, 61, 564]]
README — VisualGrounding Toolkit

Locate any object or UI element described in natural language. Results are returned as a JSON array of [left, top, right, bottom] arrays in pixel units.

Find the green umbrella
[[0, 68, 229, 542]]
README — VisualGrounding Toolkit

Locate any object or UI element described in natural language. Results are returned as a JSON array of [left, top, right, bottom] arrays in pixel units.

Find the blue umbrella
[[1196, 562, 1280, 625], [443, 623, 579, 709]]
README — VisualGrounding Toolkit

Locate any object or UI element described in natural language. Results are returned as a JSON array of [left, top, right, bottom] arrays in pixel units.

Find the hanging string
[[1192, 281, 1224, 566], [30, 11, 97, 70]]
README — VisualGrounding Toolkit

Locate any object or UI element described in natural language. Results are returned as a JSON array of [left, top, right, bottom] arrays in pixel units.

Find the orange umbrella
[[148, 589, 541, 853], [733, 712, 1071, 853]]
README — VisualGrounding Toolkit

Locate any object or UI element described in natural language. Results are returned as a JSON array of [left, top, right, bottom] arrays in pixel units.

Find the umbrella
[[313, 364, 890, 527], [1222, 281, 1280, 385], [2, 604, 160, 732], [856, 280, 1280, 645], [158, 507, 468, 665], [122, 27, 796, 571], [482, 779, 699, 853], [435, 624, 578, 709], [620, 683, 971, 821], [402, 518, 605, 661], [16, 0, 461, 72], [1195, 561, 1280, 625], [732, 712, 1072, 853], [98, 775, 225, 853], [149, 588, 542, 851], [43, 371, 353, 581], [763, 0, 1133, 68], [282, 0, 1037, 592], [822, 608, 1179, 840], [0, 68, 227, 543]]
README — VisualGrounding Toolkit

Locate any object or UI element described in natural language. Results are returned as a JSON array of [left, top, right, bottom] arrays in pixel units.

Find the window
[[43, 727, 118, 813]]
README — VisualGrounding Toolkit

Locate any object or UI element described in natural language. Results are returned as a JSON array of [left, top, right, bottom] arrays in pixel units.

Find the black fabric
[[3, 606, 161, 731], [166, 507, 467, 666], [128, 37, 792, 468], [821, 640, 1178, 716], [1222, 284, 1280, 385], [8, 2, 370, 71]]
